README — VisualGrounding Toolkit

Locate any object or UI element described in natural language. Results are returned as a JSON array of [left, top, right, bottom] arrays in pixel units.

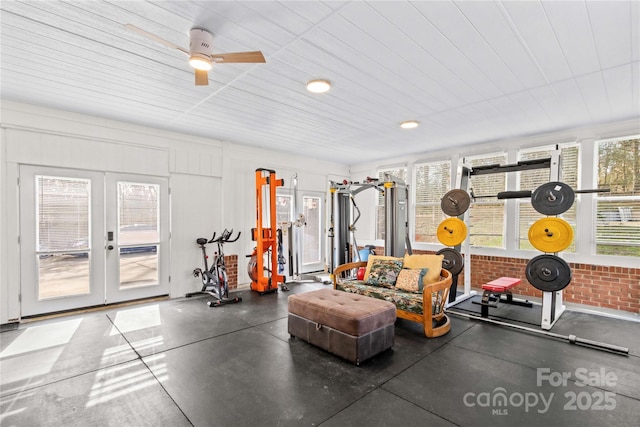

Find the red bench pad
[[482, 277, 521, 292]]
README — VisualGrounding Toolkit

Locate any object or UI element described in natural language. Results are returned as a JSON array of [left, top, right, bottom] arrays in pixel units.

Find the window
[[414, 160, 451, 243], [517, 144, 579, 252], [376, 167, 407, 240], [468, 153, 507, 248], [596, 137, 640, 257]]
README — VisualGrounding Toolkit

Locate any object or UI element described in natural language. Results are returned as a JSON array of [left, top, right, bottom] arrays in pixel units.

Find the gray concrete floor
[[1, 281, 639, 427]]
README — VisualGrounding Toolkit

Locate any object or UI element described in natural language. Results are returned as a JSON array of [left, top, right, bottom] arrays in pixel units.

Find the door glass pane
[[118, 182, 159, 244], [277, 195, 292, 222], [36, 176, 91, 299], [302, 196, 321, 265], [118, 182, 159, 288], [119, 246, 158, 287], [38, 254, 90, 299]]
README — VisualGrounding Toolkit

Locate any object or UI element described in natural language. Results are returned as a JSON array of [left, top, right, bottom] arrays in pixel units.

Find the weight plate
[[526, 254, 572, 292], [441, 189, 471, 217], [437, 217, 468, 247], [531, 181, 575, 215], [436, 247, 464, 276], [528, 217, 574, 253]]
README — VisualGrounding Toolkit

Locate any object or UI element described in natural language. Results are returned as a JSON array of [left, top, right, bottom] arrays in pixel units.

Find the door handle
[[107, 245, 114, 250]]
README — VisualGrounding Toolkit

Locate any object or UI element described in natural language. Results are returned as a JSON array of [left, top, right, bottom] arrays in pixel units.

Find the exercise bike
[[187, 229, 242, 307]]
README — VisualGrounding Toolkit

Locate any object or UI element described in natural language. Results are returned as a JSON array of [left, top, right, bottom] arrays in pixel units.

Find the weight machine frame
[[328, 174, 410, 276], [452, 149, 566, 330]]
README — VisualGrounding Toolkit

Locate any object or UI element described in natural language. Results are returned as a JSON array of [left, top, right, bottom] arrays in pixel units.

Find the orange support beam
[[251, 168, 284, 294]]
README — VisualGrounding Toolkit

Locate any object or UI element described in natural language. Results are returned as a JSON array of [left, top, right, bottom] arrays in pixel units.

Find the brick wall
[[225, 255, 239, 290], [367, 246, 640, 314]]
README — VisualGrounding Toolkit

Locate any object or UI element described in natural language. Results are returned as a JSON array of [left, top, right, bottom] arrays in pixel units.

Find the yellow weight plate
[[528, 217, 574, 253], [437, 218, 468, 247]]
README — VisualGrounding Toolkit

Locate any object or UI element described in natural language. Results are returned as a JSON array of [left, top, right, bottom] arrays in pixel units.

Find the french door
[[275, 191, 325, 276], [19, 166, 169, 317]]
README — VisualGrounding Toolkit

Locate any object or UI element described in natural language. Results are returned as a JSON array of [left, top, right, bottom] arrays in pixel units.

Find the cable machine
[[248, 168, 287, 294], [329, 174, 410, 275]]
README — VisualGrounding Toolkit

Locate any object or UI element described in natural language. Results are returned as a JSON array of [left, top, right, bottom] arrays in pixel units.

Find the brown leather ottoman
[[288, 289, 396, 365]]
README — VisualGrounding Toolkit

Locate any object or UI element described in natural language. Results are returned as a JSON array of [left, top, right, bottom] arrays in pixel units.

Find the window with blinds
[[376, 167, 407, 240], [596, 137, 640, 256], [414, 161, 451, 243], [468, 153, 507, 247], [517, 144, 579, 251]]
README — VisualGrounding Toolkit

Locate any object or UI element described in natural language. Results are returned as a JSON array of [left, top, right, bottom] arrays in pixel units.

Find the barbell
[[442, 182, 610, 217]]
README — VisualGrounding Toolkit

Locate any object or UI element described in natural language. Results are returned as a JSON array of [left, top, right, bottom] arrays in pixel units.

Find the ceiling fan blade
[[211, 51, 266, 63], [195, 69, 209, 86], [124, 24, 189, 56]]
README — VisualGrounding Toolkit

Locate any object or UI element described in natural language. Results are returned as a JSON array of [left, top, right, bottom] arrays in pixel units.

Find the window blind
[[37, 176, 90, 252], [414, 161, 450, 243], [518, 144, 579, 252], [596, 138, 640, 256], [468, 154, 506, 247]]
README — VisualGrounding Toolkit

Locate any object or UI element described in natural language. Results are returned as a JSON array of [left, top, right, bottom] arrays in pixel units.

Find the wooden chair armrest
[[423, 269, 452, 316], [423, 269, 452, 294], [333, 261, 368, 287]]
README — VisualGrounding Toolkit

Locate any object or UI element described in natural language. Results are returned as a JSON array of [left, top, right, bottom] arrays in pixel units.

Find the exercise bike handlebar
[[207, 232, 217, 244], [199, 229, 241, 245], [203, 229, 241, 244], [224, 230, 241, 243]]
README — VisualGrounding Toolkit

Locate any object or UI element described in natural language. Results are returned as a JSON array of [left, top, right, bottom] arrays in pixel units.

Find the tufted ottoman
[[288, 289, 396, 365]]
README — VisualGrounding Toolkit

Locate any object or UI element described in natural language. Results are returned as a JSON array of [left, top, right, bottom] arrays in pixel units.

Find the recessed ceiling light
[[306, 79, 331, 93], [400, 120, 419, 129]]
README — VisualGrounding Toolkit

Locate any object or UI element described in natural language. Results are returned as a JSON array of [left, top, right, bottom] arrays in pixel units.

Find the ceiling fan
[[124, 24, 266, 86]]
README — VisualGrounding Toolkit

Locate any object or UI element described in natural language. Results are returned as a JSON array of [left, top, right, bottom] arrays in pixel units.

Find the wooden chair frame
[[332, 262, 452, 338]]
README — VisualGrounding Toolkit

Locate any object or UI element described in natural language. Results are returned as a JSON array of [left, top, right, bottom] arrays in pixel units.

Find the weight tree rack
[[451, 148, 569, 330]]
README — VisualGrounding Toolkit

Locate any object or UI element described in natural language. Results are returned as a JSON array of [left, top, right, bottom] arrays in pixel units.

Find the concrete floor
[[1, 281, 639, 426]]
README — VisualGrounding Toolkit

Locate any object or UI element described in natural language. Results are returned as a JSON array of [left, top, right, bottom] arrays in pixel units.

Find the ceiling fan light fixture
[[306, 79, 331, 93], [400, 120, 419, 129], [189, 55, 212, 71]]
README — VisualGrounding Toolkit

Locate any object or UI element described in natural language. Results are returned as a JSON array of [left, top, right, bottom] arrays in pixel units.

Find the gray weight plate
[[531, 181, 575, 216], [441, 189, 471, 217], [436, 247, 464, 276], [525, 254, 572, 292]]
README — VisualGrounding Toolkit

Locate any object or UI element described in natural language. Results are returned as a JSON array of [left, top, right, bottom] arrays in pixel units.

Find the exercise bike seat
[[196, 238, 208, 245]]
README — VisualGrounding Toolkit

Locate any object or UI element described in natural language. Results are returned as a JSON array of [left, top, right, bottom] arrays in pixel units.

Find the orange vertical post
[[251, 168, 284, 294]]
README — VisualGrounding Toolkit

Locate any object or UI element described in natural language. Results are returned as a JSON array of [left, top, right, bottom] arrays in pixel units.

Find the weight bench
[[473, 277, 533, 318]]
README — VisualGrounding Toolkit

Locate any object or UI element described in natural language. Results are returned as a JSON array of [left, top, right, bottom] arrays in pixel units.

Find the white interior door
[[19, 167, 169, 317], [20, 166, 105, 316], [105, 173, 169, 303]]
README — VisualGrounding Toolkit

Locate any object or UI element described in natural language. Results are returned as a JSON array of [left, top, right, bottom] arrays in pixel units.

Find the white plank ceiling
[[1, 0, 638, 164]]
